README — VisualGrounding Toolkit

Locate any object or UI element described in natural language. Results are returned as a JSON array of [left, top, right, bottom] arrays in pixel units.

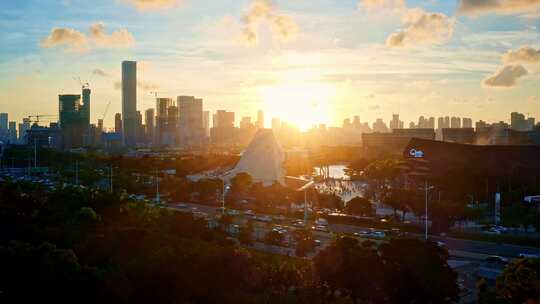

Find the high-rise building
[[240, 116, 253, 129], [18, 118, 31, 144], [510, 112, 534, 131], [164, 105, 178, 145], [115, 113, 122, 133], [272, 118, 281, 133], [203, 111, 210, 138], [372, 118, 389, 133], [8, 121, 17, 143], [121, 60, 137, 146], [59, 94, 87, 149], [256, 110, 264, 129], [0, 113, 8, 131], [213, 110, 235, 128], [428, 117, 435, 129], [145, 108, 155, 144], [211, 110, 235, 145], [135, 110, 143, 144], [343, 118, 351, 129], [178, 96, 204, 147], [0, 113, 8, 142], [389, 114, 404, 130], [462, 118, 473, 129], [450, 116, 461, 128], [155, 98, 172, 145]]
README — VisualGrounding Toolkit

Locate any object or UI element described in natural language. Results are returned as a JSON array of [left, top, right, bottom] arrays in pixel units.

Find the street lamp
[[420, 181, 435, 240], [297, 180, 315, 229]]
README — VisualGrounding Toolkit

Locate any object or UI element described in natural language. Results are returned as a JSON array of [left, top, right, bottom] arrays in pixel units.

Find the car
[[436, 241, 446, 248], [485, 255, 509, 264], [315, 218, 328, 226], [176, 203, 188, 208], [256, 215, 272, 222], [312, 225, 329, 232], [519, 253, 540, 258], [292, 220, 305, 228], [314, 239, 322, 246], [226, 209, 240, 216], [243, 210, 255, 216]]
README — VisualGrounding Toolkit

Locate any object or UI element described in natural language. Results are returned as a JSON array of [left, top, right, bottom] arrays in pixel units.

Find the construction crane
[[28, 115, 57, 125], [73, 76, 90, 90], [101, 101, 112, 121]]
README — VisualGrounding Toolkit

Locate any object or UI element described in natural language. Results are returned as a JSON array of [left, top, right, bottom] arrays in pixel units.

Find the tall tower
[[145, 108, 155, 144], [178, 96, 203, 147], [257, 110, 264, 129], [122, 60, 137, 146]]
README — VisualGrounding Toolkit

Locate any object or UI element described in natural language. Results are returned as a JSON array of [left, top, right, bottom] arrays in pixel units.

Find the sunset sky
[[1, 0, 539, 130]]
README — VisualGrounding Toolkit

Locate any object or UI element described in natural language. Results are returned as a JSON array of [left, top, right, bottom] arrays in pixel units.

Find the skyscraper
[[8, 121, 17, 143], [450, 117, 461, 128], [59, 94, 86, 149], [18, 118, 30, 144], [155, 97, 172, 145], [115, 113, 122, 133], [178, 96, 204, 146], [256, 110, 264, 129], [462, 118, 473, 129], [203, 111, 210, 138], [0, 113, 8, 131], [0, 113, 8, 141], [122, 60, 137, 146], [145, 108, 155, 144], [389, 114, 404, 130]]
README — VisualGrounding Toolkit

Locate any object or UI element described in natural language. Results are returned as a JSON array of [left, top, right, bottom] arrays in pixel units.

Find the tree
[[231, 172, 253, 193], [238, 221, 254, 246], [344, 158, 370, 180], [379, 238, 459, 304], [314, 237, 384, 304], [382, 188, 417, 222], [496, 258, 540, 304], [317, 193, 344, 210], [294, 229, 316, 257], [345, 196, 374, 217], [264, 230, 284, 246]]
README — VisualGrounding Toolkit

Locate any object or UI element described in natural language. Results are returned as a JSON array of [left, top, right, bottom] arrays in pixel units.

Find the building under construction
[[59, 86, 90, 149]]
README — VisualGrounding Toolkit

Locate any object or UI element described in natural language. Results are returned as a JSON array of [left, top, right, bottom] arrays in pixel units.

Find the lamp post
[[421, 180, 435, 240]]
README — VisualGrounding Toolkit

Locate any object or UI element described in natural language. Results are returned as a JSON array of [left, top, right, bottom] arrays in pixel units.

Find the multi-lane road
[[165, 202, 540, 259]]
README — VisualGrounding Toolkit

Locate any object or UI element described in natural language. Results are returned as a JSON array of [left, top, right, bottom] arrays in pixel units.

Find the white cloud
[[386, 8, 454, 47], [240, 0, 299, 45], [40, 28, 89, 52], [458, 0, 540, 16], [41, 23, 135, 52], [121, 0, 182, 11], [483, 64, 528, 87], [502, 46, 540, 64], [358, 0, 406, 13], [89, 23, 134, 47]]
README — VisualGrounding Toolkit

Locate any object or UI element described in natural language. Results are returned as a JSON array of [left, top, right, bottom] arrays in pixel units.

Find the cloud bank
[[386, 8, 454, 48], [41, 23, 135, 52], [359, 0, 406, 12], [483, 64, 528, 87], [458, 0, 540, 16], [502, 46, 540, 64], [240, 0, 299, 45], [121, 0, 182, 11]]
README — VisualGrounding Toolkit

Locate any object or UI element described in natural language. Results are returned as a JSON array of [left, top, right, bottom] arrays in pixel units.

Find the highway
[[165, 202, 540, 259]]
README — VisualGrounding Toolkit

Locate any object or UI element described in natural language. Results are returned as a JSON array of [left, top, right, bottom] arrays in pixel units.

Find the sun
[[259, 82, 335, 131]]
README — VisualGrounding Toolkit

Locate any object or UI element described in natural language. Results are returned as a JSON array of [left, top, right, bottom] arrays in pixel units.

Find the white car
[[315, 218, 329, 226], [312, 225, 329, 232], [257, 215, 272, 222]]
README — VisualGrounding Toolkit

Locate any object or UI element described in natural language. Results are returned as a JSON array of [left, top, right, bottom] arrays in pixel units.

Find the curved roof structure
[[225, 129, 285, 186]]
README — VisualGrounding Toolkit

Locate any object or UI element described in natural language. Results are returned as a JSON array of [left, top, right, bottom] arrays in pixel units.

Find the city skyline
[[1, 0, 539, 130]]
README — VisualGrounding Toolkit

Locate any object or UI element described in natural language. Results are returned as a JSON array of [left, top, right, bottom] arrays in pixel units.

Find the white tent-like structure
[[224, 129, 285, 186]]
